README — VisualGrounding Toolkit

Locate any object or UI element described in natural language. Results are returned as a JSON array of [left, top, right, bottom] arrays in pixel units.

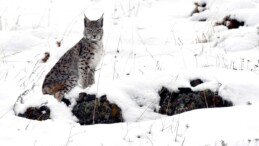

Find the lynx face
[[83, 15, 103, 42]]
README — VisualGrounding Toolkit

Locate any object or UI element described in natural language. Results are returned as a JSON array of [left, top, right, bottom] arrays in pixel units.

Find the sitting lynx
[[42, 14, 104, 101]]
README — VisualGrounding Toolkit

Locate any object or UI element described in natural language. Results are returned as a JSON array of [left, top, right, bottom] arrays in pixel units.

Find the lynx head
[[83, 14, 103, 42]]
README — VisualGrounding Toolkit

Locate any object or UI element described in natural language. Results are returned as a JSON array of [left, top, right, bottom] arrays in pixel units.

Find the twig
[[134, 1, 140, 17], [119, 0, 127, 16], [166, 92, 172, 115], [178, 38, 187, 69], [25, 120, 31, 130], [174, 115, 180, 142], [136, 101, 154, 122], [156, 23, 176, 69], [160, 117, 166, 132], [0, 109, 11, 119], [69, 130, 86, 139], [92, 98, 98, 124], [181, 137, 186, 146], [92, 17, 113, 123], [65, 125, 74, 146], [113, 34, 122, 80], [13, 89, 28, 115], [122, 20, 135, 75], [136, 30, 160, 69], [14, 14, 21, 30], [13, 84, 35, 115], [203, 90, 209, 108], [146, 135, 154, 146], [123, 122, 129, 140]]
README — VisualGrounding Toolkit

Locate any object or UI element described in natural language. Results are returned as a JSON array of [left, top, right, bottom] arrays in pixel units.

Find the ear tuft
[[97, 14, 104, 27], [84, 14, 90, 27]]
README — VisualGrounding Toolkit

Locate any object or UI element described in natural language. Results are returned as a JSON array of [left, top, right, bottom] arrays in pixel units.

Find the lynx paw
[[79, 81, 88, 89], [54, 91, 64, 102], [88, 78, 95, 86]]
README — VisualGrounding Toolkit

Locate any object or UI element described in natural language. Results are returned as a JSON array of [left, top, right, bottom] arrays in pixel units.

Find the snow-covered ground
[[1, 0, 259, 145]]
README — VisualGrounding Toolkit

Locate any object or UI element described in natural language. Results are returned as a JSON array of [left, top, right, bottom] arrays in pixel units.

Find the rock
[[56, 41, 61, 47], [78, 92, 96, 103], [100, 95, 107, 102], [158, 87, 233, 116], [18, 105, 50, 121], [191, 2, 207, 16], [61, 98, 71, 106], [190, 79, 203, 87], [215, 15, 244, 29], [41, 52, 50, 63], [72, 93, 123, 125], [178, 87, 193, 94]]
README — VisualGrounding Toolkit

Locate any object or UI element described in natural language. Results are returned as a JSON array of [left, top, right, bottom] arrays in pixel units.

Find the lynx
[[42, 14, 104, 102]]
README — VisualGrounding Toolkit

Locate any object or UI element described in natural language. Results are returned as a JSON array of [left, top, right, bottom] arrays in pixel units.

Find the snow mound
[[1, 0, 259, 145]]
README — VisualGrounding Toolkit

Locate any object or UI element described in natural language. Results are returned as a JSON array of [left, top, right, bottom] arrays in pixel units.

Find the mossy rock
[[18, 105, 50, 121], [159, 87, 233, 116], [72, 93, 123, 125]]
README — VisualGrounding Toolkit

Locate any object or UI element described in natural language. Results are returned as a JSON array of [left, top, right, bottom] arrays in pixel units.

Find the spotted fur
[[42, 15, 104, 101]]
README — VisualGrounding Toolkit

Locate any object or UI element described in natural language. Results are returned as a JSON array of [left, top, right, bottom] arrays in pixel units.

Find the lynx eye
[[87, 29, 92, 32]]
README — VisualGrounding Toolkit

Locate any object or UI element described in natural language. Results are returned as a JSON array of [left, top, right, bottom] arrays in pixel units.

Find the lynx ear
[[84, 14, 90, 27], [97, 14, 103, 27]]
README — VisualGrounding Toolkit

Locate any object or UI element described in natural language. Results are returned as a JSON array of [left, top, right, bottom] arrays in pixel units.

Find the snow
[[1, 0, 259, 145]]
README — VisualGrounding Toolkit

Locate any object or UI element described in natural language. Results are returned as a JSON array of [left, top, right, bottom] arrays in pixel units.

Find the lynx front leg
[[79, 66, 88, 89], [79, 67, 95, 89], [87, 69, 95, 85]]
